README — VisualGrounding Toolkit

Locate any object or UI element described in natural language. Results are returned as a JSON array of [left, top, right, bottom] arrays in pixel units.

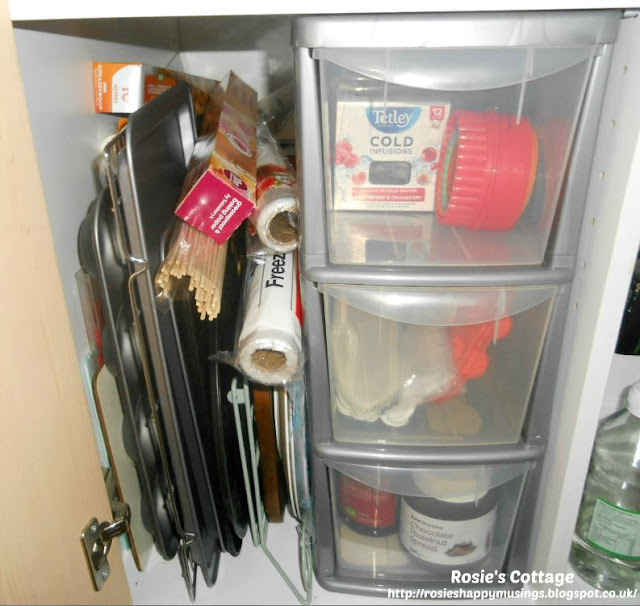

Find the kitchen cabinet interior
[[3, 4, 640, 604]]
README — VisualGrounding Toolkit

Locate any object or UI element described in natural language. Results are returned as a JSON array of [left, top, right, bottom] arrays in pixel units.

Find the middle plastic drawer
[[321, 283, 559, 446]]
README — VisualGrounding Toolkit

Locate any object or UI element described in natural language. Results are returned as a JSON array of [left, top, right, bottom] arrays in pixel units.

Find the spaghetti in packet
[[155, 74, 256, 321], [216, 252, 305, 386], [175, 71, 258, 245]]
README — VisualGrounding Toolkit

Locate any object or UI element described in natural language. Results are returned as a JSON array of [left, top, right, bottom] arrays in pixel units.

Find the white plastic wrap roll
[[251, 122, 299, 253], [237, 252, 302, 384]]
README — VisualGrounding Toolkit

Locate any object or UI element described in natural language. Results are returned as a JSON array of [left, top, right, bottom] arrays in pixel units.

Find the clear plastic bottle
[[569, 381, 640, 590]]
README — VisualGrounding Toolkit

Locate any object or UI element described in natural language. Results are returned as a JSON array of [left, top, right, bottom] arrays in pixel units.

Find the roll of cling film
[[251, 122, 299, 254]]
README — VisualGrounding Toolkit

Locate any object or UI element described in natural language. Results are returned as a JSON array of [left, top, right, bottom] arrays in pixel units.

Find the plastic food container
[[321, 283, 559, 445], [314, 45, 596, 266], [435, 110, 539, 231], [328, 461, 533, 581]]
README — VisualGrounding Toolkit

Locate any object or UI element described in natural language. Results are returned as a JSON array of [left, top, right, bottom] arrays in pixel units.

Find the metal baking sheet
[[111, 81, 224, 587]]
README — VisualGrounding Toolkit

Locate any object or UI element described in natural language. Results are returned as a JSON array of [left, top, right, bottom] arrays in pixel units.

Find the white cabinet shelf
[[7, 1, 634, 22]]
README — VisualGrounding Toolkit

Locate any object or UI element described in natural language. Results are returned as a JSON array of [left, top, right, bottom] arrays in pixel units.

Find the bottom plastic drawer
[[327, 460, 533, 582]]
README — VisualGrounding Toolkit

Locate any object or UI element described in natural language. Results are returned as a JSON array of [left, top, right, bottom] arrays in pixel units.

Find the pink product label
[[430, 106, 447, 122], [175, 170, 255, 244], [352, 187, 425, 203]]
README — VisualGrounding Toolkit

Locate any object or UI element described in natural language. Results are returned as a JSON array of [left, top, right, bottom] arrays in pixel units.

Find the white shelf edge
[[7, 0, 634, 22]]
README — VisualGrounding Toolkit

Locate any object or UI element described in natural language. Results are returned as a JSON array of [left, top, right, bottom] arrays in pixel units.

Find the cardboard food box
[[333, 100, 450, 211], [92, 62, 219, 117], [93, 62, 177, 114], [174, 72, 258, 244]]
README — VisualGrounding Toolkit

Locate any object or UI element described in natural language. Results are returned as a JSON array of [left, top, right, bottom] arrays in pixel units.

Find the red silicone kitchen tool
[[435, 317, 513, 402], [435, 110, 539, 231]]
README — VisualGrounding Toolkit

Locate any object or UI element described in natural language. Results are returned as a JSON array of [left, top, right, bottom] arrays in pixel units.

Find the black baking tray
[[201, 228, 249, 544], [167, 270, 243, 556], [155, 189, 249, 556], [111, 82, 225, 586]]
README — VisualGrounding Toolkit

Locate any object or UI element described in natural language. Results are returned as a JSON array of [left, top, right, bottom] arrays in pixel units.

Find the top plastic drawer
[[294, 12, 620, 269]]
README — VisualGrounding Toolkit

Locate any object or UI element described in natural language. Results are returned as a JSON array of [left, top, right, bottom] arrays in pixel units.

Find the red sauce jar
[[337, 473, 399, 537]]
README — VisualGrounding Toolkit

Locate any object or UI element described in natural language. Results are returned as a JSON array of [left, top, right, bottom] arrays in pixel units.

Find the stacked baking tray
[[78, 83, 250, 597], [293, 11, 620, 596]]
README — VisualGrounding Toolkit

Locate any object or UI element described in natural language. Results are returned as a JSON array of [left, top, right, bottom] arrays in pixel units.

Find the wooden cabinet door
[[0, 0, 131, 602]]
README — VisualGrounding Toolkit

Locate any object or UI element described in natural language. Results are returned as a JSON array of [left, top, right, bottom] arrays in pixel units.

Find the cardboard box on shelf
[[92, 62, 174, 114], [92, 62, 220, 117], [333, 100, 450, 212]]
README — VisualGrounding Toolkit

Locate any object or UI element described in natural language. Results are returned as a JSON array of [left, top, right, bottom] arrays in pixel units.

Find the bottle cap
[[434, 490, 489, 504], [627, 380, 640, 418]]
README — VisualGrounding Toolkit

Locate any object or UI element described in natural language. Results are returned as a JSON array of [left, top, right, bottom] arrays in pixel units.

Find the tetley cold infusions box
[[333, 100, 450, 211]]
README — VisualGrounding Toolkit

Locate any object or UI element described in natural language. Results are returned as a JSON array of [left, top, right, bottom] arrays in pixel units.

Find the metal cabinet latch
[[81, 501, 131, 590]]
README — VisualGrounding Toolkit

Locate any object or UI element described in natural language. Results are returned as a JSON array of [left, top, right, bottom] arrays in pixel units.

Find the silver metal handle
[[99, 500, 130, 544], [82, 500, 131, 591]]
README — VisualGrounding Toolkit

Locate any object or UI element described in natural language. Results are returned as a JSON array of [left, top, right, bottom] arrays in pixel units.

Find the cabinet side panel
[[0, 4, 131, 604], [12, 28, 176, 368]]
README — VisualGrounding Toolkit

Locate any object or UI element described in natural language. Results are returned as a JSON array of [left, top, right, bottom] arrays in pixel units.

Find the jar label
[[338, 476, 398, 529], [587, 498, 640, 559], [399, 499, 496, 566]]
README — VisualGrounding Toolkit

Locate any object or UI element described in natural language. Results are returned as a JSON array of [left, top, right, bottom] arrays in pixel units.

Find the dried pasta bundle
[[155, 221, 227, 321], [155, 71, 257, 321]]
